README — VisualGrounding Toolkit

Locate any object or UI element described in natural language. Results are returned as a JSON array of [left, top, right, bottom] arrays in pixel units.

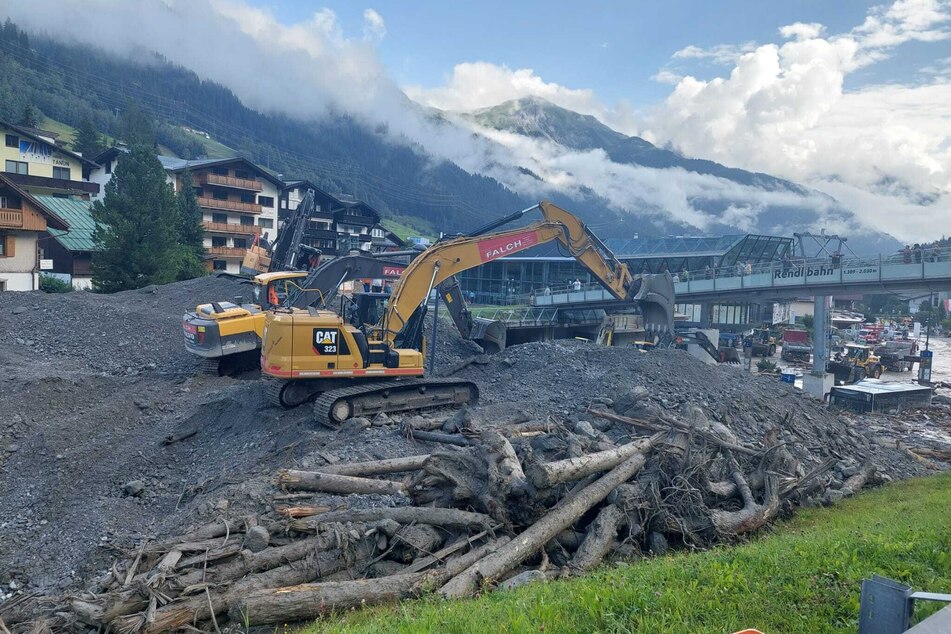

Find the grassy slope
[[308, 473, 951, 634], [381, 216, 436, 242]]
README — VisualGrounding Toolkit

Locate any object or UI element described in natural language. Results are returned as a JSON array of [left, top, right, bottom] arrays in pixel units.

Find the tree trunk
[[440, 446, 651, 598], [525, 438, 652, 489], [289, 506, 494, 533], [568, 504, 625, 573], [317, 455, 430, 476], [276, 469, 406, 495]]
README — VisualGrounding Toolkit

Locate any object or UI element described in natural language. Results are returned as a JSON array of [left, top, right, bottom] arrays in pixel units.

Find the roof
[[37, 195, 96, 251], [91, 145, 127, 166], [0, 173, 70, 231], [0, 119, 99, 168], [156, 155, 284, 188]]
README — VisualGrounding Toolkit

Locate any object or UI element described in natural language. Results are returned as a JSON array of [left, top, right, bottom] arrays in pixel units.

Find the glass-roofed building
[[456, 233, 793, 305]]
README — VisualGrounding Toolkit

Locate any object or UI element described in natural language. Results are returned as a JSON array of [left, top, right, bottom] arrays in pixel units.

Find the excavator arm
[[381, 201, 674, 346]]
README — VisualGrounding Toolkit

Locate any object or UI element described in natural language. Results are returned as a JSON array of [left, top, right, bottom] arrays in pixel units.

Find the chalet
[[280, 180, 342, 254], [0, 119, 99, 199], [157, 157, 283, 274], [37, 195, 98, 289], [369, 224, 406, 253], [0, 173, 70, 291]]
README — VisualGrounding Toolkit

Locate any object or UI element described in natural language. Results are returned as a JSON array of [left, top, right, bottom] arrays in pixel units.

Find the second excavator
[[260, 201, 675, 425]]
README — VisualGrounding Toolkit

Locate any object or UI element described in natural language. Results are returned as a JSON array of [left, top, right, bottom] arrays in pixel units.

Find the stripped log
[[709, 452, 779, 536], [568, 504, 626, 573], [842, 463, 877, 495], [290, 506, 494, 533], [440, 441, 653, 598], [408, 429, 470, 446], [525, 437, 652, 489], [276, 469, 406, 495], [317, 455, 430, 476], [276, 505, 332, 519], [589, 408, 761, 456], [230, 536, 510, 626]]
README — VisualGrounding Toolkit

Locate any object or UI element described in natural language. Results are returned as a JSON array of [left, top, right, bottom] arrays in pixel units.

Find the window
[[53, 166, 71, 180], [233, 238, 247, 249], [211, 166, 229, 176], [239, 193, 255, 204], [234, 169, 250, 179], [194, 187, 203, 197], [211, 237, 226, 247], [280, 199, 287, 209], [212, 212, 228, 223], [257, 195, 274, 208], [213, 260, 227, 271], [257, 218, 273, 228], [5, 134, 18, 148], [105, 160, 112, 175], [4, 160, 27, 175], [213, 190, 228, 201], [240, 215, 254, 225], [0, 195, 21, 209]]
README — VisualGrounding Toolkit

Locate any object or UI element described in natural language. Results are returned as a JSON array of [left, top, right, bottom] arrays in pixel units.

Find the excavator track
[[313, 378, 479, 428]]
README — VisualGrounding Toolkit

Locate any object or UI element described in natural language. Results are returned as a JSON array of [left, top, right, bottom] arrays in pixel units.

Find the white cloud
[[779, 22, 825, 41], [362, 8, 386, 41], [642, 0, 951, 242], [671, 41, 758, 65]]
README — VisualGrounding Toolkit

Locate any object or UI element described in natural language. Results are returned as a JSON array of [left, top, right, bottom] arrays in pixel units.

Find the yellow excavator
[[261, 201, 675, 426]]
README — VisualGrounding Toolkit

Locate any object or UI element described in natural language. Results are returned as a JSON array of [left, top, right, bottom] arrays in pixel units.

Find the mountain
[[0, 21, 898, 253], [464, 98, 899, 253], [467, 97, 807, 193]]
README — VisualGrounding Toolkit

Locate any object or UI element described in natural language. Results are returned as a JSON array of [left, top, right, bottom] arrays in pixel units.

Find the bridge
[[534, 247, 951, 307]]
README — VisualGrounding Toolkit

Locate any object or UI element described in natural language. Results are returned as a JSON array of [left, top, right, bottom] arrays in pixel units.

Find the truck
[[780, 329, 811, 363], [873, 339, 919, 372]]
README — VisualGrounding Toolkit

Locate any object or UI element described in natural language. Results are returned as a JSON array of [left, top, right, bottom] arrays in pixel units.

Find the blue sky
[[252, 0, 919, 105]]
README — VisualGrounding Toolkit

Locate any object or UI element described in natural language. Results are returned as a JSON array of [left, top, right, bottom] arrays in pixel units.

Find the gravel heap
[[0, 281, 945, 604]]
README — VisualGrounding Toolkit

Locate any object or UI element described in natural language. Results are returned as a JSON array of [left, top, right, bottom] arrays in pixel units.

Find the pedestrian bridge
[[533, 247, 951, 307]]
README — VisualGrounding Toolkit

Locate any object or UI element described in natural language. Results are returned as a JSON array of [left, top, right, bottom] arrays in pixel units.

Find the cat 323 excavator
[[260, 201, 676, 426]]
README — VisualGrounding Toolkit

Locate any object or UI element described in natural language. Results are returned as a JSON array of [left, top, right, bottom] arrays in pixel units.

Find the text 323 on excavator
[[260, 201, 676, 426]]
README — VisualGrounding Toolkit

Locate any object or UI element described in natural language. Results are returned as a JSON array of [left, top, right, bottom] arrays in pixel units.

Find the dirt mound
[[0, 280, 946, 619], [0, 275, 243, 377]]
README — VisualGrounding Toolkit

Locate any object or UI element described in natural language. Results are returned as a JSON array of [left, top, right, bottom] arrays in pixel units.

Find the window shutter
[[4, 235, 14, 258]]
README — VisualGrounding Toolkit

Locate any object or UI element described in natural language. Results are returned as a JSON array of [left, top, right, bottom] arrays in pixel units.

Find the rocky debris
[[0, 277, 947, 631]]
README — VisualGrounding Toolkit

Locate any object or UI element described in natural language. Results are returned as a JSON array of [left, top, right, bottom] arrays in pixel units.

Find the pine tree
[[18, 103, 39, 128], [91, 144, 180, 292], [119, 101, 155, 147], [173, 170, 206, 280], [73, 116, 105, 159]]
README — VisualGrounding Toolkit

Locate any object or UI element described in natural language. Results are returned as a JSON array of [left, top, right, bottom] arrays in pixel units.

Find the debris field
[[0, 277, 948, 632]]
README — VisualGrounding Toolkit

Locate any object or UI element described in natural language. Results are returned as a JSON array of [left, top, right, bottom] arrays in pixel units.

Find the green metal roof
[[37, 195, 99, 252]]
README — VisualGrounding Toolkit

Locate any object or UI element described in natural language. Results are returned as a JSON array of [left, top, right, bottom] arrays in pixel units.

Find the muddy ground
[[0, 278, 948, 597]]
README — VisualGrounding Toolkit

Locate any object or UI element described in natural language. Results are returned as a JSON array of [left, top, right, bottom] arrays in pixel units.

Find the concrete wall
[[0, 231, 38, 290]]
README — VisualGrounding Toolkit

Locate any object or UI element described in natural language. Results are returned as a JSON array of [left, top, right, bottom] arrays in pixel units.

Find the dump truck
[[873, 339, 919, 372], [780, 329, 812, 363]]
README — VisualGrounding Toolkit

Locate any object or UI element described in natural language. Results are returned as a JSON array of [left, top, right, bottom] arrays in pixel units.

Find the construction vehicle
[[718, 333, 742, 364], [744, 327, 777, 357], [260, 201, 675, 425], [873, 339, 919, 372], [184, 254, 407, 375], [780, 329, 812, 363], [827, 343, 883, 385]]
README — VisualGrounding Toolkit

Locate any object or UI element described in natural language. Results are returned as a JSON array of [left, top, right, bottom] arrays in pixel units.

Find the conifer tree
[[91, 144, 180, 292], [72, 116, 105, 159], [173, 170, 206, 280]]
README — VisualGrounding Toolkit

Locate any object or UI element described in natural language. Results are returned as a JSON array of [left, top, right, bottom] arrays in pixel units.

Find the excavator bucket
[[631, 272, 675, 338], [469, 317, 507, 354]]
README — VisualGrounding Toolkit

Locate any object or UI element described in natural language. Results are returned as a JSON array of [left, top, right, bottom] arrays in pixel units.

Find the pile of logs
[[5, 395, 880, 632]]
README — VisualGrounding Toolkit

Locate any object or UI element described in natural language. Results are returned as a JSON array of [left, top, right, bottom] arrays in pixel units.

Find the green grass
[[305, 473, 951, 634], [39, 115, 117, 152], [381, 216, 436, 242], [195, 132, 240, 159]]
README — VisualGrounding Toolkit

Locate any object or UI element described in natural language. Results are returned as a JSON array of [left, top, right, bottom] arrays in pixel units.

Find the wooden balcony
[[0, 209, 23, 228], [202, 220, 261, 235], [198, 173, 263, 192], [197, 197, 262, 214], [206, 246, 248, 258]]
